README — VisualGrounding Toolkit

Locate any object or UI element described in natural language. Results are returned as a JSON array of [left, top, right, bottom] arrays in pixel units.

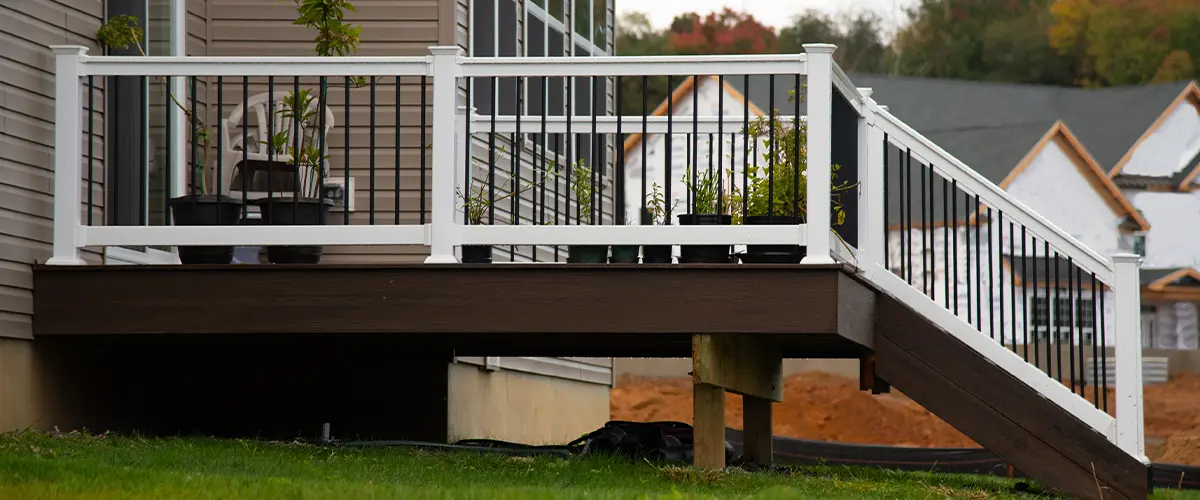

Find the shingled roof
[[726, 73, 1189, 180]]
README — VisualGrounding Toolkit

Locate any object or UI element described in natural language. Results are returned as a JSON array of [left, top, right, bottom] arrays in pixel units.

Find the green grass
[[0, 431, 1194, 499]]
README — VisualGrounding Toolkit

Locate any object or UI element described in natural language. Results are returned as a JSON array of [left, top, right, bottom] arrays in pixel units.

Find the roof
[[1108, 82, 1200, 180], [727, 73, 1190, 178], [1126, 190, 1200, 269], [1141, 268, 1183, 287]]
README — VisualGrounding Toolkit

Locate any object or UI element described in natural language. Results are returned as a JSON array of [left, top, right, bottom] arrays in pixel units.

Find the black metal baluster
[[420, 76, 428, 225], [395, 76, 403, 225], [988, 205, 994, 340], [1047, 243, 1055, 379], [943, 176, 950, 308], [1009, 220, 1017, 354], [161, 75, 171, 221], [640, 75, 648, 222], [900, 148, 908, 283], [367, 78, 377, 224], [920, 155, 928, 295], [489, 77, 498, 226], [1100, 282, 1108, 412], [318, 77, 328, 224], [664, 75, 673, 224], [768, 76, 776, 222], [951, 179, 958, 315], [965, 192, 973, 326], [718, 75, 725, 217], [516, 76, 526, 257], [292, 76, 301, 220], [537, 77, 549, 263], [998, 210, 1005, 345], [1031, 236, 1039, 368], [216, 76, 225, 223], [463, 82, 472, 225], [741, 75, 749, 220], [975, 195, 982, 330], [87, 76, 95, 225], [793, 74, 801, 219], [242, 77, 251, 218], [1068, 257, 1077, 394], [882, 134, 889, 273], [617, 75, 625, 226], [190, 76, 199, 215], [1022, 228, 1030, 361], [692, 75, 699, 212], [1092, 273, 1101, 408], [343, 77, 351, 225], [1053, 249, 1062, 383]]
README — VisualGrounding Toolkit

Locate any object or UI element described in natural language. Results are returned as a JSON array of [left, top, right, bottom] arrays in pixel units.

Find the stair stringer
[[861, 265, 1148, 500]]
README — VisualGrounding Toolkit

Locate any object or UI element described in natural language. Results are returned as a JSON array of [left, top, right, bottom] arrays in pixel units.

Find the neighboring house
[[0, 0, 615, 444], [622, 72, 1200, 351]]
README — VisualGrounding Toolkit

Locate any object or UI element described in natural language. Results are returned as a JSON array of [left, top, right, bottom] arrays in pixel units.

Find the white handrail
[[873, 109, 1114, 283], [79, 52, 432, 77], [459, 54, 807, 78]]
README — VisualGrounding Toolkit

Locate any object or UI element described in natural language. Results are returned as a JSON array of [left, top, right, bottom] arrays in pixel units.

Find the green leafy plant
[[641, 182, 679, 225], [681, 167, 741, 220], [458, 148, 558, 225], [261, 88, 330, 198], [96, 15, 212, 195], [570, 160, 596, 225], [743, 88, 854, 225]]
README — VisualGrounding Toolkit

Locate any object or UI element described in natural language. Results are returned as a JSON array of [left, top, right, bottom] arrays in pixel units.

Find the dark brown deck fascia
[[34, 264, 869, 343]]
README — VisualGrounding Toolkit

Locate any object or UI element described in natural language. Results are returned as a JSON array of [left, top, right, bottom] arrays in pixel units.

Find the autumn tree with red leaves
[[667, 8, 779, 55]]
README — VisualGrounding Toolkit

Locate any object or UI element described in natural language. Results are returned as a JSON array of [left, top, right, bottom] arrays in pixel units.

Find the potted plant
[[567, 161, 610, 263], [255, 88, 333, 264], [609, 212, 640, 264], [740, 88, 853, 263], [640, 182, 675, 264], [458, 150, 552, 263], [677, 169, 735, 263], [95, 15, 244, 265]]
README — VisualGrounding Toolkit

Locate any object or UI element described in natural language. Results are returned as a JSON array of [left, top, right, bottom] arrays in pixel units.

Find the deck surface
[[33, 263, 874, 358]]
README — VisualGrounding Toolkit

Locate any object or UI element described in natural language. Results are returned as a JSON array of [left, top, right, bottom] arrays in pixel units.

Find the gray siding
[[0, 0, 107, 339]]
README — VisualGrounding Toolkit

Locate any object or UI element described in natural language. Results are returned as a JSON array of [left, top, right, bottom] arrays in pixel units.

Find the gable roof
[[1107, 82, 1200, 180], [1143, 267, 1200, 290]]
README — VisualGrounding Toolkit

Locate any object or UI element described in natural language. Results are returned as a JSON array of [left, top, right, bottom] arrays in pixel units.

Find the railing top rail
[[873, 107, 1115, 282], [65, 48, 431, 77], [831, 64, 865, 114], [458, 54, 808, 78]]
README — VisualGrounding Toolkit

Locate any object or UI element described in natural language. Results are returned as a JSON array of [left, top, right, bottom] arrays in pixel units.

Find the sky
[[616, 0, 917, 35]]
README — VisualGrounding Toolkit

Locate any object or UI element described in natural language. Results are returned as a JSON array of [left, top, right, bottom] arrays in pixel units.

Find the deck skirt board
[[33, 264, 871, 358], [874, 294, 1147, 500]]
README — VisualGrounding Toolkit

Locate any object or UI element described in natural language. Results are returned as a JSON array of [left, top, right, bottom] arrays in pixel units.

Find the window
[[1133, 233, 1146, 257], [1142, 305, 1157, 347], [1031, 294, 1095, 343]]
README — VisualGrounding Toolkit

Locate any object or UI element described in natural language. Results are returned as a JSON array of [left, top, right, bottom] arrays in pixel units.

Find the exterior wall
[[0, 338, 39, 431], [447, 361, 610, 444], [0, 1, 111, 341], [1120, 96, 1200, 179], [1126, 190, 1200, 269], [1006, 138, 1126, 258]]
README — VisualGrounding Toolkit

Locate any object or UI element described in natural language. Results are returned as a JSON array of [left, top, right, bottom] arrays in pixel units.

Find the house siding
[[0, 0, 107, 340], [207, 0, 439, 264]]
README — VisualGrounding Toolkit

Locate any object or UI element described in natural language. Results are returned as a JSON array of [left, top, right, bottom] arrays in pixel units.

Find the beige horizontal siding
[[207, 0, 442, 262], [0, 0, 107, 339]]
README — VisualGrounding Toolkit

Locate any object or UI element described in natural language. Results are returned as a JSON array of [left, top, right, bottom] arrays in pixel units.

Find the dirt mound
[[610, 371, 1200, 464], [610, 371, 975, 448]]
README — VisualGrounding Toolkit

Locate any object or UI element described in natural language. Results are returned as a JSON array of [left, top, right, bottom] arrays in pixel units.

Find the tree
[[615, 11, 675, 115], [667, 8, 779, 55], [1049, 0, 1200, 86], [779, 9, 890, 73], [888, 0, 1077, 85]]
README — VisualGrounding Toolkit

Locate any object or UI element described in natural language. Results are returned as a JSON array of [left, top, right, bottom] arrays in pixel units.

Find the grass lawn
[[0, 431, 1195, 499]]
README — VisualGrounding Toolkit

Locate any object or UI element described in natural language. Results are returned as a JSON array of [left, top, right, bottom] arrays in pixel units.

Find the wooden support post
[[742, 395, 773, 466], [693, 383, 726, 469], [692, 334, 783, 469], [860, 354, 891, 394]]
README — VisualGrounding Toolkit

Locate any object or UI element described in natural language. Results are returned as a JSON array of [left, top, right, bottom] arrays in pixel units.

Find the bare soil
[[609, 371, 1200, 465]]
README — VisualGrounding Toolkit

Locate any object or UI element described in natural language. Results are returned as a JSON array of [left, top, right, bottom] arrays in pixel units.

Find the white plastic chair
[[216, 89, 336, 200]]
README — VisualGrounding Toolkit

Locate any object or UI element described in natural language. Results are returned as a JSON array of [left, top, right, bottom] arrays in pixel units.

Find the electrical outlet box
[[324, 176, 355, 212]]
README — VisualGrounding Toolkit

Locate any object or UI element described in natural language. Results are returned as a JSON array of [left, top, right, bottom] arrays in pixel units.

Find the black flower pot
[[739, 215, 807, 264], [677, 214, 733, 264], [461, 245, 493, 264], [641, 245, 673, 264], [255, 197, 332, 264], [610, 245, 640, 264], [568, 245, 609, 264], [169, 194, 245, 264]]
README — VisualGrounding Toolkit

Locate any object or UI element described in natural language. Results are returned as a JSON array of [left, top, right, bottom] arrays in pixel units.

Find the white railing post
[[1112, 253, 1147, 462], [47, 45, 88, 265], [425, 46, 464, 264], [858, 90, 884, 268], [801, 43, 836, 265]]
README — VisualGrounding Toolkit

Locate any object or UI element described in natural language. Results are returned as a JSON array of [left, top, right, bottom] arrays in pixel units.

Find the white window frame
[[1030, 293, 1096, 343]]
